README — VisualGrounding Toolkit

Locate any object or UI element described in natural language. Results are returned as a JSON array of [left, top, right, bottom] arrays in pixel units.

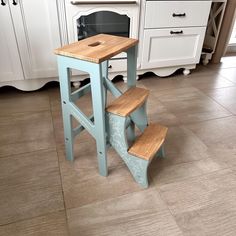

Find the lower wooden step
[[106, 87, 149, 117], [128, 123, 168, 161]]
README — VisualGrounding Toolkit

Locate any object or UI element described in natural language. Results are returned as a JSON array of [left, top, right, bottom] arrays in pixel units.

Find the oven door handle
[[71, 1, 137, 5]]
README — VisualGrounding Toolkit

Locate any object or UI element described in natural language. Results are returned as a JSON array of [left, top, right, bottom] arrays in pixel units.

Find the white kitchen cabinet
[[140, 0, 212, 76], [142, 27, 206, 69], [0, 0, 61, 90], [0, 2, 24, 82]]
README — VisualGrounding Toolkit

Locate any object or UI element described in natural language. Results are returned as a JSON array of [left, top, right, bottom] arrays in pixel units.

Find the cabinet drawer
[[141, 27, 206, 69], [108, 59, 127, 73], [145, 1, 211, 28]]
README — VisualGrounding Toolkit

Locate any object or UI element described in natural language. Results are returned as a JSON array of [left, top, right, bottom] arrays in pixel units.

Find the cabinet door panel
[[141, 27, 206, 69], [10, 0, 61, 79], [0, 4, 23, 82]]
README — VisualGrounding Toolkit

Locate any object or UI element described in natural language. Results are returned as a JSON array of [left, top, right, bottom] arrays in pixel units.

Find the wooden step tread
[[106, 87, 149, 117], [128, 123, 168, 161], [54, 34, 138, 64]]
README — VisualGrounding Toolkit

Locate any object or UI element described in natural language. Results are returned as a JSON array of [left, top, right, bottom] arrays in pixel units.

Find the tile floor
[[1, 56, 236, 235]]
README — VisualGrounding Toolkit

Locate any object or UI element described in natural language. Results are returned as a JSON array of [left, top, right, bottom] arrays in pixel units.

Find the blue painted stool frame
[[56, 45, 138, 177]]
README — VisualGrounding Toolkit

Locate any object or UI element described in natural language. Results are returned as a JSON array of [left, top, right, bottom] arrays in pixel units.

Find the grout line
[[49, 92, 71, 235], [201, 93, 236, 116], [154, 166, 232, 192], [153, 187, 185, 235], [180, 114, 235, 126]]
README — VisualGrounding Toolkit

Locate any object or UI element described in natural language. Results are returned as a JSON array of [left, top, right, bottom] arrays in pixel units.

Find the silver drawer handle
[[71, 1, 137, 5]]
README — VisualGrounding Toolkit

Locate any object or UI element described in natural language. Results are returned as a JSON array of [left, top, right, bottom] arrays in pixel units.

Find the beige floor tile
[[48, 87, 62, 112], [201, 86, 236, 101], [190, 64, 217, 76], [207, 55, 236, 70], [186, 116, 236, 149], [48, 83, 94, 112], [58, 140, 124, 169], [0, 91, 50, 115], [159, 169, 236, 236], [0, 150, 64, 225], [218, 67, 236, 84], [139, 75, 191, 92], [67, 190, 183, 236], [207, 148, 236, 169], [159, 169, 236, 214], [149, 111, 181, 127], [150, 157, 225, 187], [51, 109, 92, 147], [147, 94, 181, 126], [163, 126, 209, 164], [148, 124, 225, 186], [183, 73, 235, 90], [59, 149, 143, 209], [0, 111, 55, 157], [154, 87, 232, 123], [0, 211, 68, 236], [201, 86, 236, 114]]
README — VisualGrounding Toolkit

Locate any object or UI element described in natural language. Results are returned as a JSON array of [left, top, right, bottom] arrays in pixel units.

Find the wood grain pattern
[[128, 123, 168, 161], [54, 34, 138, 63], [67, 190, 183, 236], [0, 211, 68, 236], [0, 150, 64, 225], [106, 87, 149, 117]]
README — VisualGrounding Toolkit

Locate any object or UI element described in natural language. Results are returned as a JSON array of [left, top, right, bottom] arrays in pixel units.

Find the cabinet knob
[[170, 30, 183, 35], [1, 0, 6, 6], [12, 0, 17, 5], [172, 13, 186, 17], [108, 65, 112, 69]]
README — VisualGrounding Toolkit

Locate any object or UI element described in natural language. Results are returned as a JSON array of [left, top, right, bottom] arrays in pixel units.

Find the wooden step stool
[[54, 34, 168, 188]]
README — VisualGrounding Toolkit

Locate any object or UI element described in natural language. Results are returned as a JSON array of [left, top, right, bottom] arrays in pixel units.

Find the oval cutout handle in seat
[[88, 41, 103, 47]]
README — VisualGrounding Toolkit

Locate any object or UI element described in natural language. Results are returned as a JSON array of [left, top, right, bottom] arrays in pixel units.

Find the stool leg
[[57, 62, 74, 161], [90, 64, 108, 176], [126, 45, 138, 139], [62, 113, 74, 161], [127, 45, 138, 88], [158, 145, 165, 158]]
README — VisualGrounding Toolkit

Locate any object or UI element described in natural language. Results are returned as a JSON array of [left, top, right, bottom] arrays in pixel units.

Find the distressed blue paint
[[102, 60, 108, 107], [69, 102, 95, 137], [72, 115, 94, 138], [130, 102, 148, 132], [57, 58, 74, 161], [158, 145, 165, 158], [56, 55, 108, 176], [104, 76, 122, 98], [106, 113, 149, 188], [71, 83, 91, 102], [127, 45, 138, 88], [90, 63, 108, 176]]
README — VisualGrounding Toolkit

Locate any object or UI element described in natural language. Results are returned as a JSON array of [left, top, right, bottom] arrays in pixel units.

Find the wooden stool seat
[[54, 34, 138, 63], [106, 87, 149, 117]]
